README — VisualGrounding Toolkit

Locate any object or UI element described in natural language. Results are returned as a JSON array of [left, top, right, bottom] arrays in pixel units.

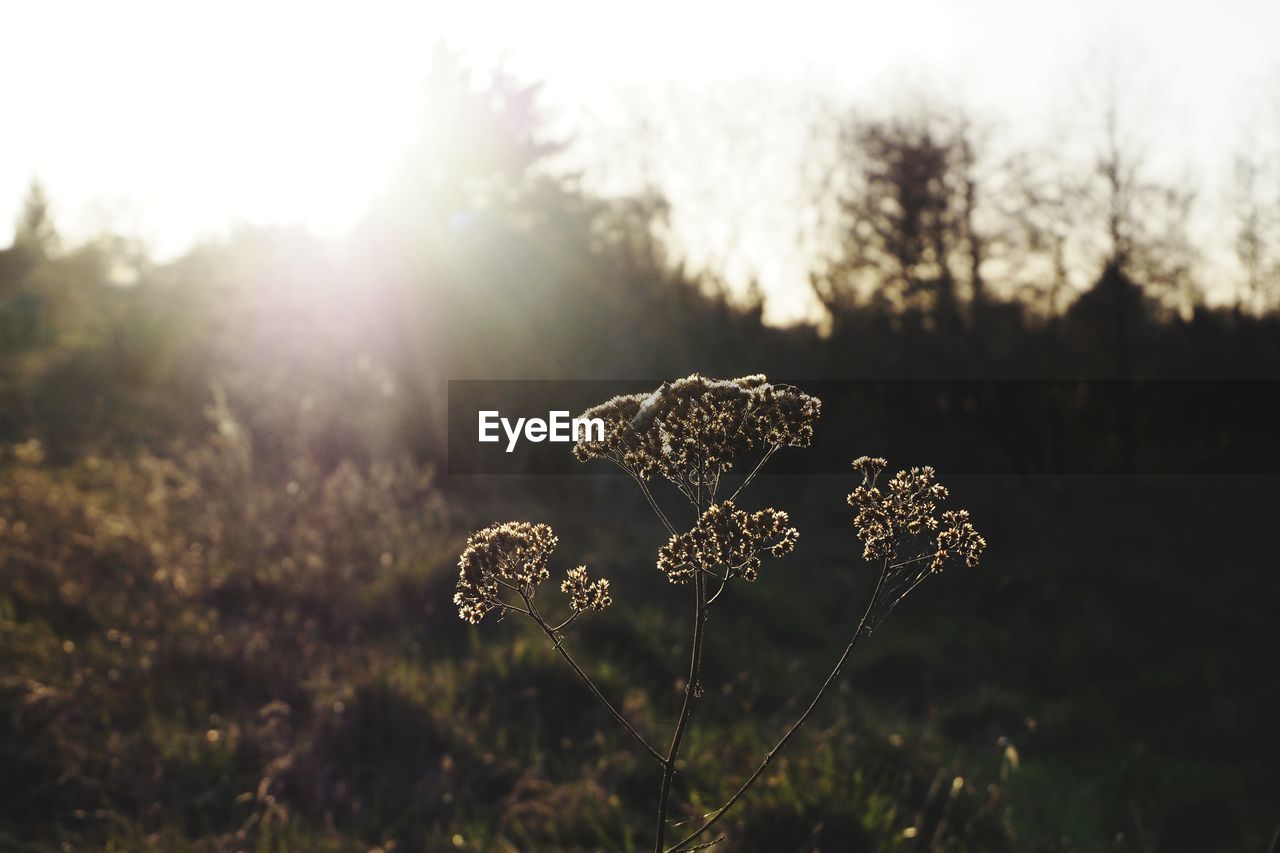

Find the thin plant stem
[[889, 553, 937, 570], [655, 568, 708, 851], [549, 611, 580, 633], [726, 445, 777, 505], [485, 597, 532, 618], [639, 478, 679, 536], [522, 594, 666, 766], [705, 580, 729, 607], [666, 561, 891, 851], [626, 468, 678, 535], [698, 566, 732, 607]]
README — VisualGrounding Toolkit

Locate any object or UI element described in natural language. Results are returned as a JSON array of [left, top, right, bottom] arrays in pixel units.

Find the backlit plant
[[452, 374, 986, 850]]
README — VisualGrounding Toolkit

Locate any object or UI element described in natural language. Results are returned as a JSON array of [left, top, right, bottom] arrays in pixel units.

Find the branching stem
[[726, 445, 777, 504], [655, 568, 708, 851], [629, 469, 678, 536], [521, 593, 666, 766], [666, 561, 891, 851]]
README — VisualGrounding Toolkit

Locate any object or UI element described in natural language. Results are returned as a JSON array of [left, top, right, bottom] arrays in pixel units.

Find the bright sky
[[3, 0, 1277, 322]]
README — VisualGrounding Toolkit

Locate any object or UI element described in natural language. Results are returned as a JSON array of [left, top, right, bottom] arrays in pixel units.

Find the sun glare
[[3, 1, 436, 254], [3, 0, 1277, 320]]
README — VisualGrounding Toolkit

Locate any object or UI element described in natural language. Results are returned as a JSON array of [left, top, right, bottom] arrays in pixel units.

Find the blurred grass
[[1, 430, 1017, 851], [2, 424, 1277, 850]]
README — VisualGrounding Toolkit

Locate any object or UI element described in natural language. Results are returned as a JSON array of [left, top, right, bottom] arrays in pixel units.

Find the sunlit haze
[[4, 0, 1277, 322]]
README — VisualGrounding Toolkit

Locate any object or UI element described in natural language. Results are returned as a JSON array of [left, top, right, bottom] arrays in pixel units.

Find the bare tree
[[1229, 140, 1280, 314], [1072, 47, 1202, 313], [810, 105, 992, 327]]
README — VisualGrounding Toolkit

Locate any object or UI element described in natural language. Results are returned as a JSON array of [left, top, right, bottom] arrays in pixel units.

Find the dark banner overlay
[[447, 379, 1280, 476]]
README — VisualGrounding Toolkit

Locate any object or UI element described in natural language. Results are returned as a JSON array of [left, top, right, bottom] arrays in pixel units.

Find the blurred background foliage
[[1, 48, 1279, 851]]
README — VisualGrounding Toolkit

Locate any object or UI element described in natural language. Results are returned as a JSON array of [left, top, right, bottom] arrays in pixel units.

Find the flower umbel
[[656, 500, 799, 584], [572, 374, 820, 491], [848, 460, 949, 562], [454, 521, 558, 623], [933, 509, 987, 570], [561, 565, 612, 613], [847, 458, 985, 572]]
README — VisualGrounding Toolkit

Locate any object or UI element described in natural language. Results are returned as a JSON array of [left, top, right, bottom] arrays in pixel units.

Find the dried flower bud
[[561, 565, 613, 613], [454, 521, 558, 624], [656, 500, 798, 584], [851, 456, 888, 483], [573, 374, 821, 488]]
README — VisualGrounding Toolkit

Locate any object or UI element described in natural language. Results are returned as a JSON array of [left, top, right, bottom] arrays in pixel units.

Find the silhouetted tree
[[994, 150, 1085, 315], [1230, 149, 1280, 314], [812, 110, 989, 330], [1, 180, 59, 289], [13, 180, 59, 258], [1078, 56, 1201, 312]]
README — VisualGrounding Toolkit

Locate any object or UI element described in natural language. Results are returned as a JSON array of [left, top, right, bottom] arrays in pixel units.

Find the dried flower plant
[[452, 374, 986, 850]]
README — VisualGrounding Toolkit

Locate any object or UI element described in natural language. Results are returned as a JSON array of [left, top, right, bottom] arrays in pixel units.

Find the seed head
[[847, 459, 983, 571], [573, 374, 821, 486], [561, 565, 612, 613], [454, 521, 558, 623], [851, 456, 888, 482], [933, 509, 987, 570], [656, 500, 799, 584]]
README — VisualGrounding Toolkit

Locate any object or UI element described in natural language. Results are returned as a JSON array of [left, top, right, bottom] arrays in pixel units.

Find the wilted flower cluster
[[847, 456, 985, 570], [454, 521, 558, 623], [561, 565, 612, 613], [454, 522, 616, 623], [933, 510, 986, 570], [572, 374, 820, 486], [656, 500, 799, 584]]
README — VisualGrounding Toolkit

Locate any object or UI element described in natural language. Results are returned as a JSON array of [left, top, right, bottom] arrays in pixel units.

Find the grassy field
[[3, 427, 1276, 850]]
